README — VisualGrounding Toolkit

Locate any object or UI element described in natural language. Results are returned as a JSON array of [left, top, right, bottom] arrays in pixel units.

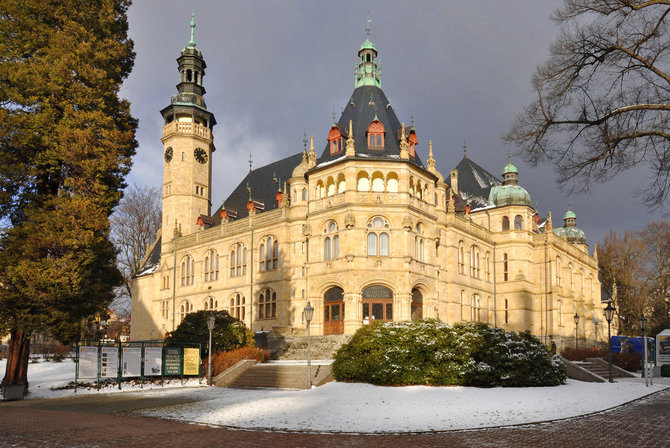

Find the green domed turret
[[553, 205, 586, 244], [488, 157, 531, 207]]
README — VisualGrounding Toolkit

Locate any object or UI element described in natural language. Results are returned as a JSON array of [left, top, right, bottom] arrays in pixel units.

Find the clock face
[[194, 147, 208, 164], [164, 147, 173, 162]]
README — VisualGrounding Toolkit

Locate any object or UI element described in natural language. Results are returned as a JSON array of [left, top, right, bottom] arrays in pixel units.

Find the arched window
[[470, 245, 480, 278], [502, 216, 510, 231], [326, 177, 335, 196], [316, 181, 325, 199], [504, 298, 509, 324], [514, 215, 523, 230], [179, 300, 192, 323], [367, 120, 385, 148], [180, 255, 194, 286], [301, 188, 307, 201], [337, 174, 346, 194], [230, 243, 247, 277], [367, 217, 390, 256], [485, 251, 491, 281], [411, 288, 423, 321], [204, 249, 219, 282], [258, 288, 277, 319], [558, 300, 563, 326], [324, 221, 339, 260], [259, 236, 279, 271], [229, 293, 245, 320], [371, 171, 384, 192], [415, 223, 424, 262], [460, 290, 466, 321], [472, 294, 481, 322], [568, 263, 574, 291], [203, 297, 217, 310], [328, 126, 343, 155], [387, 172, 398, 193], [503, 253, 509, 281], [458, 241, 465, 274], [357, 171, 370, 191]]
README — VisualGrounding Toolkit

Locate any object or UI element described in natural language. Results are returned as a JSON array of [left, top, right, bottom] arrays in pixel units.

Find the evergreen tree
[[0, 0, 137, 391]]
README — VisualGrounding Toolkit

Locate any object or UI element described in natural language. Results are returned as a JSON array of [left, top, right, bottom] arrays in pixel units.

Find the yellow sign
[[183, 347, 200, 375]]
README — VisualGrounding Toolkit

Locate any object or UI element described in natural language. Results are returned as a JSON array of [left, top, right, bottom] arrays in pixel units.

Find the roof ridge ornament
[[399, 122, 409, 160], [308, 134, 317, 168], [188, 11, 196, 47], [366, 12, 371, 38], [427, 140, 436, 172], [463, 140, 467, 159]]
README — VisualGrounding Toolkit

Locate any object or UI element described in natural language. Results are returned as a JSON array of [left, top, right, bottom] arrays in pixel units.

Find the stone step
[[227, 363, 332, 389]]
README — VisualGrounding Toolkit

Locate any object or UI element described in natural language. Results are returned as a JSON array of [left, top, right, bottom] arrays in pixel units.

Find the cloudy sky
[[122, 0, 665, 244]]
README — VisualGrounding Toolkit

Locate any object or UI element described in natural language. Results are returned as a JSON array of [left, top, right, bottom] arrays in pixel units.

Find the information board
[[143, 347, 163, 376], [79, 346, 98, 378], [122, 347, 142, 377], [163, 347, 182, 375], [100, 347, 119, 378], [659, 334, 670, 363], [183, 347, 200, 375]]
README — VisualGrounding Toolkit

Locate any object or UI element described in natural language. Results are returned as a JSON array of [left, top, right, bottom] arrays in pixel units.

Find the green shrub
[[332, 320, 566, 387], [165, 310, 254, 358]]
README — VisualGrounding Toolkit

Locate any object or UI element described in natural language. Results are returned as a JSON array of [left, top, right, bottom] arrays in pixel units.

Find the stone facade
[[130, 29, 602, 352]]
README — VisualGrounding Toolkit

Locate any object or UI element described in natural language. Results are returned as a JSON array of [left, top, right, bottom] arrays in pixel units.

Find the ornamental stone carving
[[344, 212, 356, 229]]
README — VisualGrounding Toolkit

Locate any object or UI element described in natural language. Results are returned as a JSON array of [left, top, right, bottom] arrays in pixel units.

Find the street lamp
[[206, 314, 216, 386], [573, 313, 580, 351], [604, 302, 616, 383], [639, 314, 648, 387], [303, 301, 314, 389]]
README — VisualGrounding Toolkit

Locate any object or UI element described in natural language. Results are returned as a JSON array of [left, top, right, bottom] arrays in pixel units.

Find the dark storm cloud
[[123, 0, 664, 244]]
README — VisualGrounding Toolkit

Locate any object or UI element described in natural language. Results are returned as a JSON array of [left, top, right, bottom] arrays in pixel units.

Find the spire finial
[[332, 107, 337, 124], [248, 153, 253, 172], [366, 12, 371, 38], [188, 11, 196, 47], [410, 112, 415, 129], [429, 140, 434, 158], [303, 130, 308, 152], [463, 140, 467, 158], [508, 151, 511, 163]]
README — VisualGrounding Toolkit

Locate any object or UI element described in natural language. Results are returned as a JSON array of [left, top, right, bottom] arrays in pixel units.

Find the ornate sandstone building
[[131, 22, 602, 351]]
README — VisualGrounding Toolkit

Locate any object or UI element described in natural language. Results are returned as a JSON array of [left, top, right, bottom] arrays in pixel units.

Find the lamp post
[[573, 313, 580, 351], [604, 302, 616, 383], [206, 314, 216, 386], [304, 301, 314, 389], [639, 314, 648, 387]]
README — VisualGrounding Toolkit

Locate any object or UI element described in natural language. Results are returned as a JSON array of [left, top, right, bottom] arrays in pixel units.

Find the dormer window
[[328, 126, 343, 155], [408, 130, 418, 157], [367, 120, 385, 149]]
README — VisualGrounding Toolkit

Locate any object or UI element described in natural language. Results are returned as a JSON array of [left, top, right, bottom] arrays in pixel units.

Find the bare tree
[[639, 221, 670, 333], [598, 221, 670, 334], [506, 0, 670, 209], [110, 184, 161, 317]]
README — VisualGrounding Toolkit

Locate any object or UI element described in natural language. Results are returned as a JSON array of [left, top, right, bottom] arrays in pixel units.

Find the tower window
[[367, 120, 385, 149], [328, 126, 343, 155], [503, 253, 509, 281]]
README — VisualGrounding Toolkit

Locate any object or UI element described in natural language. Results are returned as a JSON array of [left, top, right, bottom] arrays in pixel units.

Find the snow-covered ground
[[3, 358, 669, 433]]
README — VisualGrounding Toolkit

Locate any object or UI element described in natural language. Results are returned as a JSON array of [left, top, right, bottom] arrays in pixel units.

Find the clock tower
[[160, 14, 216, 238]]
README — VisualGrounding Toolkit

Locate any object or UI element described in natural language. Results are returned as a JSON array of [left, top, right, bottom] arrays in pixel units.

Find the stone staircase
[[566, 357, 637, 382], [269, 334, 350, 360], [224, 361, 334, 389]]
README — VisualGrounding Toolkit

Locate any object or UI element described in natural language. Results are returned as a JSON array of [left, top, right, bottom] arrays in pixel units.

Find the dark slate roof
[[135, 236, 162, 278], [449, 156, 502, 209], [210, 152, 304, 224], [317, 85, 424, 168]]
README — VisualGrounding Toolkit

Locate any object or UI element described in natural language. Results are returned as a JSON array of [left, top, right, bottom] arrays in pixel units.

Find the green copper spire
[[188, 11, 196, 47], [355, 15, 381, 88]]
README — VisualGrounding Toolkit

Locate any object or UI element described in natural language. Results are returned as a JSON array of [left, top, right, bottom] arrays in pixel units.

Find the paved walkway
[[1, 387, 669, 447]]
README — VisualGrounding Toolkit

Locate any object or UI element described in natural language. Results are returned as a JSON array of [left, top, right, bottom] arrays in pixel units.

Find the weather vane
[[248, 153, 253, 172]]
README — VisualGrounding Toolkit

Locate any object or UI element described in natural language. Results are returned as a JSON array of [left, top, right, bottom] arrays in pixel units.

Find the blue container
[[610, 336, 655, 360]]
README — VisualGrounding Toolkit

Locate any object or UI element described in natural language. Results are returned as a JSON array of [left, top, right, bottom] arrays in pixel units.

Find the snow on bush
[[332, 320, 566, 387]]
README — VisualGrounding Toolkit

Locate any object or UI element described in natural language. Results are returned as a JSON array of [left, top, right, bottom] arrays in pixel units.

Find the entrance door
[[324, 287, 344, 335], [362, 285, 393, 324]]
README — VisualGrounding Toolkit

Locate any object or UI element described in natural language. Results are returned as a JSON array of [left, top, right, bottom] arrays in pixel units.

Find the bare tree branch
[[508, 0, 670, 210]]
